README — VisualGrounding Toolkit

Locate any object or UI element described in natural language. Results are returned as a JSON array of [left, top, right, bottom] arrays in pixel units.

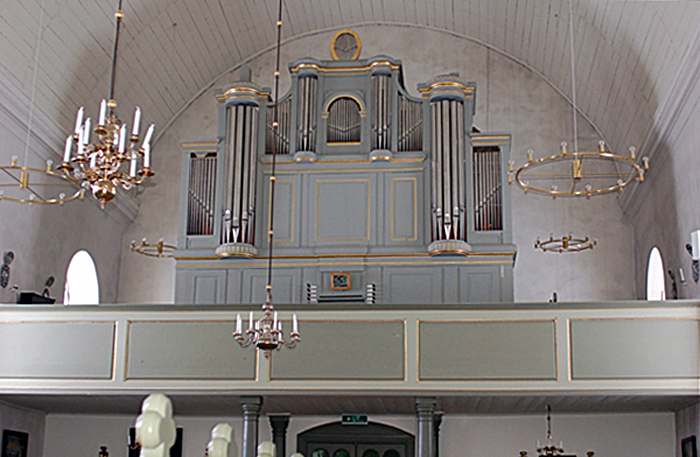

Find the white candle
[[249, 311, 254, 330], [74, 107, 84, 134], [98, 99, 107, 126], [129, 151, 137, 178], [83, 118, 91, 144], [236, 314, 242, 334], [63, 135, 72, 162], [132, 106, 141, 136], [89, 153, 96, 168], [142, 124, 155, 147], [292, 314, 298, 333], [77, 127, 85, 156], [143, 144, 151, 168], [273, 311, 278, 329], [118, 125, 127, 153], [277, 320, 282, 331]]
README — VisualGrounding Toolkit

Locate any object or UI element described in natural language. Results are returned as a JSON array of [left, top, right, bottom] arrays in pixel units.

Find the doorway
[[297, 422, 414, 457]]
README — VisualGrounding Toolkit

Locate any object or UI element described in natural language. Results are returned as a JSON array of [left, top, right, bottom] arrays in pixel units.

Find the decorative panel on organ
[[176, 31, 515, 305]]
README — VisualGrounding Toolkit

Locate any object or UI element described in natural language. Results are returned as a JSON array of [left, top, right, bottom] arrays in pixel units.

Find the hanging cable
[[567, 0, 579, 155], [22, 0, 48, 167], [265, 0, 285, 302]]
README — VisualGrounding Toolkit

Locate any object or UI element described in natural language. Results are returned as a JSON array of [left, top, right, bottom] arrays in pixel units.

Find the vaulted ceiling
[[2, 0, 700, 161]]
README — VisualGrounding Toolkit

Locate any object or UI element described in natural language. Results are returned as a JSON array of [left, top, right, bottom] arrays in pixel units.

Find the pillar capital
[[241, 396, 263, 413], [415, 397, 437, 414]]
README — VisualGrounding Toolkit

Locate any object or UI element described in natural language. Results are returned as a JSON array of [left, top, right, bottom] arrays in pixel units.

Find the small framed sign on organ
[[331, 272, 351, 290]]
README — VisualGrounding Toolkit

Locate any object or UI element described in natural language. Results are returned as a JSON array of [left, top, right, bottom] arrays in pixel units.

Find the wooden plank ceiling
[[1, 393, 698, 416], [1, 0, 699, 159]]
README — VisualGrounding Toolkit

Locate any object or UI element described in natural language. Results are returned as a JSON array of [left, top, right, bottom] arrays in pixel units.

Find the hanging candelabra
[[509, 0, 648, 198], [231, 0, 300, 358], [233, 305, 300, 357], [130, 238, 177, 259], [519, 405, 594, 457], [58, 0, 154, 208], [535, 234, 596, 254]]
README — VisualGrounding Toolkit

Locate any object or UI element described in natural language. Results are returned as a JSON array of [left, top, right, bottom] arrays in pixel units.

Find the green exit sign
[[341, 414, 369, 425]]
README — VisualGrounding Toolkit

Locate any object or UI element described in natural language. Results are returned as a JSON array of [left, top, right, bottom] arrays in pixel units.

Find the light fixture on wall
[[535, 234, 596, 254], [686, 230, 700, 283], [57, 0, 155, 208], [130, 238, 177, 259], [509, 0, 648, 198], [232, 0, 300, 358]]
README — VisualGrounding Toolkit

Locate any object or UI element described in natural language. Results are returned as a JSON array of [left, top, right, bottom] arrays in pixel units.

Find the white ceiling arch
[[2, 0, 699, 159]]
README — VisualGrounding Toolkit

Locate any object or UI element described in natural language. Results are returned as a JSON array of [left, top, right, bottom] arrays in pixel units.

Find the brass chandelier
[[519, 405, 594, 457], [231, 0, 300, 358], [511, 141, 648, 198], [535, 234, 596, 254], [130, 238, 177, 259], [58, 0, 154, 208], [510, 0, 648, 198]]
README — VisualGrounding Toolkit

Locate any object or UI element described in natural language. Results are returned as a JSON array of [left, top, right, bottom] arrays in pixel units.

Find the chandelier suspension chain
[[232, 0, 299, 357], [567, 0, 579, 155], [108, 0, 124, 105], [266, 0, 285, 298]]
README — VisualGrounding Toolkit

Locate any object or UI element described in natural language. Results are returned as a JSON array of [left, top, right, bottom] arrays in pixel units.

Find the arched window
[[327, 97, 361, 144], [646, 247, 665, 301], [64, 250, 99, 305]]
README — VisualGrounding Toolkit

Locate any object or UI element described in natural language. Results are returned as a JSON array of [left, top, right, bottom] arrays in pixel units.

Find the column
[[415, 397, 437, 457], [241, 396, 263, 457], [433, 412, 443, 457], [269, 414, 291, 457]]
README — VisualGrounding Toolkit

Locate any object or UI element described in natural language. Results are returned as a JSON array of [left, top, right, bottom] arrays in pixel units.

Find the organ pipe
[[327, 97, 361, 143], [372, 74, 391, 150], [266, 96, 291, 154], [221, 103, 259, 245], [297, 76, 318, 152], [473, 146, 503, 231], [398, 93, 422, 152], [186, 153, 217, 236], [430, 98, 466, 241]]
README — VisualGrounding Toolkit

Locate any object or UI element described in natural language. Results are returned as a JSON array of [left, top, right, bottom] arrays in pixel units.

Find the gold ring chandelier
[[535, 234, 596, 253], [0, 157, 83, 204], [510, 0, 648, 199], [130, 238, 177, 258], [510, 141, 649, 198], [0, 0, 83, 206]]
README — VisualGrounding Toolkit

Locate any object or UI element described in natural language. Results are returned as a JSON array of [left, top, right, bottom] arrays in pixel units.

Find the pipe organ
[[176, 32, 515, 304]]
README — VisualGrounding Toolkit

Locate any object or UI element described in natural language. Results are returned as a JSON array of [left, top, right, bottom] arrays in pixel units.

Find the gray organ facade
[[176, 51, 516, 304]]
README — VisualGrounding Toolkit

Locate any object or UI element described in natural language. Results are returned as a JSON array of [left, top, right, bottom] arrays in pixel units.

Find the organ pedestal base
[[215, 243, 258, 258], [428, 240, 471, 256]]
